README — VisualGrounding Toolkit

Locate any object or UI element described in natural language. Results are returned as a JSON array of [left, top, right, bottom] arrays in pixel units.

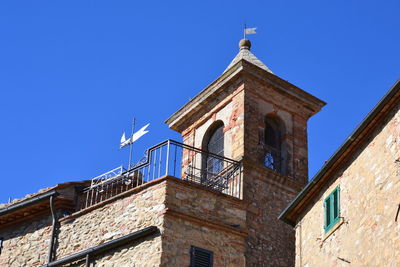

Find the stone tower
[[166, 39, 325, 266]]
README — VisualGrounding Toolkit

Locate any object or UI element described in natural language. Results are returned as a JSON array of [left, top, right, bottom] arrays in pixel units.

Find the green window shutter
[[333, 189, 339, 219], [325, 198, 331, 227], [324, 186, 340, 232]]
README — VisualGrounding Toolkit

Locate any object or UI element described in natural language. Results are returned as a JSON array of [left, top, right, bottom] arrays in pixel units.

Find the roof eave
[[0, 190, 59, 217], [165, 61, 245, 131], [279, 79, 400, 226]]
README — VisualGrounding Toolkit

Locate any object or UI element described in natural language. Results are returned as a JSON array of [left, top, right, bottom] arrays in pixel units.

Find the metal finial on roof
[[223, 38, 273, 74], [239, 39, 251, 50]]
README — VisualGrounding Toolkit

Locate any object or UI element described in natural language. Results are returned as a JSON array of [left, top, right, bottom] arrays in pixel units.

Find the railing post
[[165, 140, 170, 176]]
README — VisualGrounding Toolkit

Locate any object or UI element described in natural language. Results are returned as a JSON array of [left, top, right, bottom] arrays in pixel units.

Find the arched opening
[[264, 116, 285, 174], [202, 121, 225, 178]]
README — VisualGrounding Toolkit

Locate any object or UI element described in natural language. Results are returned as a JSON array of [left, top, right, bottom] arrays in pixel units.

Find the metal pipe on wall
[[48, 195, 58, 263]]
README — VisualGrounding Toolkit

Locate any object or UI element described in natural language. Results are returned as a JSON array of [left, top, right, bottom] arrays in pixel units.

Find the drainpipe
[[48, 195, 58, 263], [85, 254, 90, 267]]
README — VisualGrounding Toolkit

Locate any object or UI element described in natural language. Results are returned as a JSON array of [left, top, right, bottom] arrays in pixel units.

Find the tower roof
[[166, 39, 325, 133], [223, 39, 273, 74]]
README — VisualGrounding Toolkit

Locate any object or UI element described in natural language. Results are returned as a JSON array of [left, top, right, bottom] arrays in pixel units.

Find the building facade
[[0, 39, 324, 267], [280, 81, 400, 266]]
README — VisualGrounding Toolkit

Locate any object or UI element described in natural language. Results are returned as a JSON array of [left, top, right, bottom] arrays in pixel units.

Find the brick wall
[[175, 70, 320, 266], [161, 178, 247, 266]]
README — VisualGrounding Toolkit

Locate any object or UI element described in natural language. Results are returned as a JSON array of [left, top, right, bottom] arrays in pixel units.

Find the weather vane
[[244, 24, 257, 39], [120, 118, 150, 169]]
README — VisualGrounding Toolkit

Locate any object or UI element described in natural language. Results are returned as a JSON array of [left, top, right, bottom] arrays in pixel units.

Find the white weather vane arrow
[[120, 123, 150, 149]]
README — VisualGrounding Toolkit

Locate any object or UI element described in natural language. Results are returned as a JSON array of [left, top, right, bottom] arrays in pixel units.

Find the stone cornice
[[164, 208, 248, 238]]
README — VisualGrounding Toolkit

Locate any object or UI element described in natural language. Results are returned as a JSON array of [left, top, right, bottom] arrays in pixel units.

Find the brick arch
[[201, 120, 225, 179], [202, 120, 225, 156]]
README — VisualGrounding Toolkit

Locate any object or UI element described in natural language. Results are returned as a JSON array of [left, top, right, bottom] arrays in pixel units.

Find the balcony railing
[[79, 140, 242, 210]]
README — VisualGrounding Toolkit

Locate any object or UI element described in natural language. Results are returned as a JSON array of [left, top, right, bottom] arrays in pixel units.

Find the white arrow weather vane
[[120, 118, 150, 169], [120, 123, 150, 149]]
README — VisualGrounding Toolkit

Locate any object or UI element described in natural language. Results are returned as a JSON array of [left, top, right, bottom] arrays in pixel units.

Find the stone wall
[[295, 104, 400, 266], [0, 215, 52, 266], [0, 181, 166, 267], [161, 178, 247, 266], [0, 177, 250, 267], [162, 215, 246, 267], [242, 161, 299, 267]]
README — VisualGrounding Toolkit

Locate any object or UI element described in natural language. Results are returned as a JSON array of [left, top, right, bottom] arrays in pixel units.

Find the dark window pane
[[206, 125, 224, 174], [265, 123, 278, 148], [207, 125, 224, 156], [264, 118, 282, 173]]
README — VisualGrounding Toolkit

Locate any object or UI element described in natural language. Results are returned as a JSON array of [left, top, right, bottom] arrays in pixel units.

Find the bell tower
[[166, 39, 325, 266]]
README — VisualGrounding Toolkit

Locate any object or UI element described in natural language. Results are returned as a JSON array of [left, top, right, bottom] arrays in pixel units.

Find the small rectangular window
[[324, 186, 340, 232], [190, 246, 213, 267]]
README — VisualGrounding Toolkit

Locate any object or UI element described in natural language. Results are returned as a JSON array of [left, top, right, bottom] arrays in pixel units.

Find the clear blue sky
[[0, 1, 399, 203]]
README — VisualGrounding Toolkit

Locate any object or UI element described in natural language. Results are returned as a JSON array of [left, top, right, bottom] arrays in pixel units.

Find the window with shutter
[[190, 246, 213, 267], [324, 186, 340, 232]]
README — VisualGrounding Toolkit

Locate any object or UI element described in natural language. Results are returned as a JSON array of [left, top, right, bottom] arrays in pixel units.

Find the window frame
[[324, 186, 340, 232]]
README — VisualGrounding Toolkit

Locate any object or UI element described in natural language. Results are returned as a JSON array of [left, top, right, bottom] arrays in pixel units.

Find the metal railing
[[79, 140, 242, 210], [89, 166, 124, 188]]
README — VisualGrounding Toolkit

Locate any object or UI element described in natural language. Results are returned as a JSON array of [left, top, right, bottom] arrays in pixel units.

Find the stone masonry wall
[[242, 161, 298, 267], [0, 177, 250, 267], [162, 216, 246, 267], [161, 178, 247, 266], [63, 235, 160, 267], [0, 215, 53, 266], [295, 104, 400, 266], [0, 181, 166, 267]]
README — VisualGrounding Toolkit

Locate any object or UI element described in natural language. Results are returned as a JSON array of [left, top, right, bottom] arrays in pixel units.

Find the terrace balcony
[[79, 140, 242, 210]]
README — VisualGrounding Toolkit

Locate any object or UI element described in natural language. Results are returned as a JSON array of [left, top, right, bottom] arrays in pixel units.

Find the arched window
[[203, 122, 224, 177], [264, 117, 284, 174]]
